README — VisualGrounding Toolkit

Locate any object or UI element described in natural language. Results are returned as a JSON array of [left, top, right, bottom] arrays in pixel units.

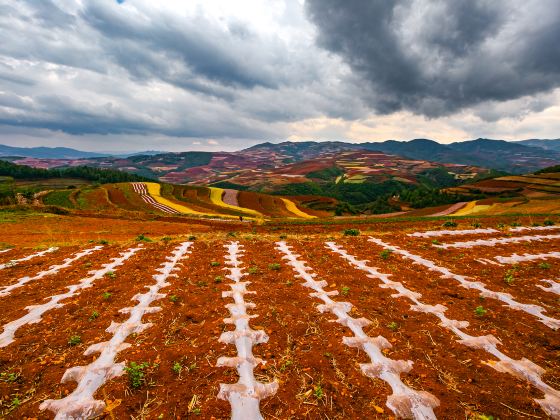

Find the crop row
[[0, 232, 558, 419]]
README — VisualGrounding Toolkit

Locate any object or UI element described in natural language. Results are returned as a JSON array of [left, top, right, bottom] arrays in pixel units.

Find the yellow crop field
[[281, 198, 316, 219], [208, 187, 263, 218], [449, 197, 560, 216], [145, 183, 210, 216], [483, 200, 560, 215], [451, 200, 477, 216]]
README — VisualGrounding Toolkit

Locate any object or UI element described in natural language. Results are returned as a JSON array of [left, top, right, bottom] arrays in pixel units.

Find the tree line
[[0, 160, 151, 183]]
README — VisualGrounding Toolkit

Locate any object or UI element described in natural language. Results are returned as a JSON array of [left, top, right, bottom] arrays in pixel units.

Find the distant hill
[[0, 145, 108, 159], [514, 139, 560, 152], [4, 138, 560, 173], [339, 139, 556, 173], [0, 144, 167, 159], [247, 138, 560, 173], [360, 139, 471, 164]]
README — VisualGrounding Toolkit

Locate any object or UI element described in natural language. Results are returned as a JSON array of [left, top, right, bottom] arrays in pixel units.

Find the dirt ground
[[0, 212, 559, 419]]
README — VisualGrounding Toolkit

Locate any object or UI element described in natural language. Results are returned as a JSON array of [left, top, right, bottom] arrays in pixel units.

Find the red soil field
[[0, 214, 559, 419]]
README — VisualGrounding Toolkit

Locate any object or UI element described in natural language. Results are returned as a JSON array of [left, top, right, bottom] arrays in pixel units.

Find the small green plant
[[341, 286, 350, 296], [105, 271, 116, 279], [472, 415, 495, 420], [196, 281, 207, 287], [432, 239, 441, 245], [474, 306, 487, 317], [0, 371, 21, 383], [279, 234, 287, 240], [269, 263, 281, 271], [544, 219, 555, 226], [442, 221, 457, 228], [124, 361, 150, 389], [10, 397, 20, 408], [210, 261, 220, 267], [248, 266, 259, 274], [102, 291, 112, 300], [286, 280, 293, 286], [227, 231, 237, 238], [98, 239, 109, 245], [172, 361, 182, 375], [496, 223, 505, 229], [510, 221, 521, 227], [532, 222, 541, 227], [539, 262, 551, 269], [279, 359, 293, 372], [68, 335, 82, 346], [214, 276, 223, 283], [161, 236, 172, 242], [88, 311, 99, 321], [314, 384, 324, 399], [188, 235, 197, 241], [169, 295, 179, 303], [379, 249, 392, 260], [504, 269, 516, 285], [135, 233, 153, 242], [343, 228, 360, 236], [471, 222, 482, 228], [387, 321, 399, 331]]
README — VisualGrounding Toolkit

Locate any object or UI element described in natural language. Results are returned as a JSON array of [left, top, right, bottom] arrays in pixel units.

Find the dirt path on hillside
[[221, 189, 239, 207], [429, 201, 467, 216]]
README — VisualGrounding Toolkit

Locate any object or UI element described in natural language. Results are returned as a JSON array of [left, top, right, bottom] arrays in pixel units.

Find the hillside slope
[[38, 182, 326, 219]]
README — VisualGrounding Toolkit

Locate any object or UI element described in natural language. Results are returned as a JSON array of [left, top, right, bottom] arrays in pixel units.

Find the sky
[[1, 0, 560, 152]]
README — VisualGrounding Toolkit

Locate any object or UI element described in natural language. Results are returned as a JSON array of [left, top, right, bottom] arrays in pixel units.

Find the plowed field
[[1, 217, 559, 419]]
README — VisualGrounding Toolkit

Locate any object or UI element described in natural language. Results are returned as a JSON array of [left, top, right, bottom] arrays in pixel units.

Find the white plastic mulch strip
[[131, 182, 146, 194], [0, 247, 58, 270], [327, 242, 560, 419], [495, 251, 560, 264], [276, 241, 439, 420], [0, 245, 144, 348], [407, 228, 498, 238], [538, 280, 560, 296], [433, 234, 560, 249], [40, 242, 192, 419], [510, 225, 560, 233], [0, 249, 12, 254], [369, 237, 560, 331], [130, 182, 180, 215], [217, 241, 278, 420], [0, 246, 103, 298]]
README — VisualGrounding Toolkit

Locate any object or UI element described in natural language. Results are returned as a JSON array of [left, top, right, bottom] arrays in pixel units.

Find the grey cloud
[[305, 0, 560, 117], [0, 0, 355, 139]]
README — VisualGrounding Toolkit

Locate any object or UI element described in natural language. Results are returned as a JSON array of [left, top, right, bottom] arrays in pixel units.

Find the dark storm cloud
[[2, 0, 558, 146], [305, 0, 560, 117]]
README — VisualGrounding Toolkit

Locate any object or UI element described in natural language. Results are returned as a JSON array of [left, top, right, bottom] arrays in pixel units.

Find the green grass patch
[[42, 189, 75, 208]]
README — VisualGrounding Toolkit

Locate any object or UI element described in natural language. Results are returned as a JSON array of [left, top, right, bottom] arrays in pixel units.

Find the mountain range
[[2, 138, 560, 191], [247, 138, 560, 173], [0, 144, 165, 159]]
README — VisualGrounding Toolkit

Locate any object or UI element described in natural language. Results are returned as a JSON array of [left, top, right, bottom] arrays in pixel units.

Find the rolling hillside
[[442, 167, 560, 216], [37, 182, 327, 220], [8, 147, 487, 192], [251, 139, 560, 174]]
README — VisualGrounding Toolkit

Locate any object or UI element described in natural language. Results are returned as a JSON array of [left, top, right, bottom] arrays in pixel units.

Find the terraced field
[[41, 182, 318, 220], [1, 222, 559, 419]]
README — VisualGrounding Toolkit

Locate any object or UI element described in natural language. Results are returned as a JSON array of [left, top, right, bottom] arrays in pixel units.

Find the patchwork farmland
[[40, 182, 321, 220], [0, 217, 559, 419]]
